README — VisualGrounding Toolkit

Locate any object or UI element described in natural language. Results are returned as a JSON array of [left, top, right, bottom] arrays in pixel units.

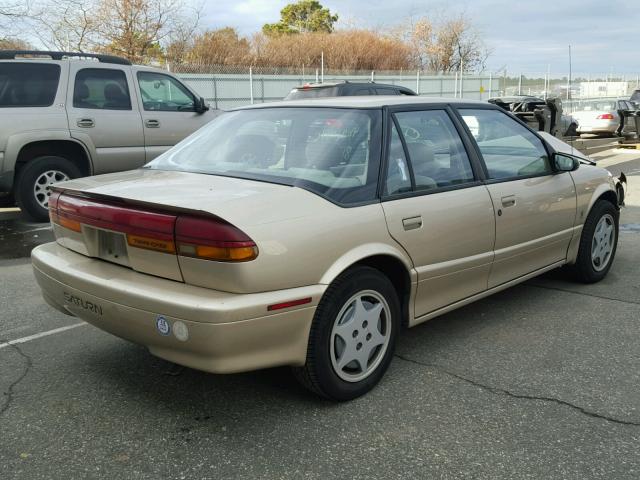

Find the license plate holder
[[98, 229, 130, 267]]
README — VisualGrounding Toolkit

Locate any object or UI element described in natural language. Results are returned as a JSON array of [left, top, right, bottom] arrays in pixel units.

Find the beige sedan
[[32, 97, 624, 400]]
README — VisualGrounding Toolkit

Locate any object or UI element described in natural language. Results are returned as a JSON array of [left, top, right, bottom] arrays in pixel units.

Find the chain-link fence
[[170, 64, 640, 111]]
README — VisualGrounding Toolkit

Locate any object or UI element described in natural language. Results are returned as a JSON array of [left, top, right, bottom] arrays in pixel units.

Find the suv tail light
[[49, 192, 258, 262], [597, 113, 614, 119]]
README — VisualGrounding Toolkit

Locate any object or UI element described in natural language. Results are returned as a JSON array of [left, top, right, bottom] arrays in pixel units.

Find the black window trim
[[0, 62, 61, 108], [451, 103, 559, 185], [73, 67, 133, 111], [136, 71, 196, 112], [379, 103, 486, 202]]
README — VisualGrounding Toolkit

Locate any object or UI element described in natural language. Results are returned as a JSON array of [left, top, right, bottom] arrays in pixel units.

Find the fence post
[[518, 73, 522, 95], [488, 71, 492, 99], [315, 69, 319, 83], [211, 75, 218, 110], [459, 63, 464, 98], [249, 66, 254, 105], [416, 70, 420, 95], [371, 71, 375, 82], [321, 51, 324, 84], [454, 72, 458, 98]]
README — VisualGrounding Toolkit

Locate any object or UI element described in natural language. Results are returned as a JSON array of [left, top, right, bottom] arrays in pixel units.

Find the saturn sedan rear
[[33, 97, 623, 400]]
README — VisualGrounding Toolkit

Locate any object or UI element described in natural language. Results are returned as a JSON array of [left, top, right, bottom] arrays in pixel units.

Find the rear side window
[[73, 68, 132, 110], [0, 63, 60, 107], [375, 88, 397, 95], [391, 110, 475, 191], [460, 109, 551, 180]]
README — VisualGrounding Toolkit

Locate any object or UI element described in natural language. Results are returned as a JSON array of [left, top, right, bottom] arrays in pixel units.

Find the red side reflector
[[267, 297, 312, 311]]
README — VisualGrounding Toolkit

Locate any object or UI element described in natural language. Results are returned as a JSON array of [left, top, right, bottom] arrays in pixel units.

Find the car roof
[[235, 96, 488, 110]]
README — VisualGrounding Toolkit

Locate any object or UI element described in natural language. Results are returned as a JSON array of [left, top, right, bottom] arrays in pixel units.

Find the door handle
[[145, 119, 160, 128], [501, 195, 516, 207], [76, 118, 94, 128], [402, 216, 423, 231]]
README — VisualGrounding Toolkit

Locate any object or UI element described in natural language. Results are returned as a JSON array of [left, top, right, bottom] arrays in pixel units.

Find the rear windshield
[[146, 107, 383, 205], [285, 87, 339, 100], [0, 63, 61, 107]]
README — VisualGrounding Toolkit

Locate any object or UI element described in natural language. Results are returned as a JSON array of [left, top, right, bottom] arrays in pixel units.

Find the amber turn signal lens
[[127, 234, 176, 254], [178, 244, 258, 262], [53, 214, 82, 232]]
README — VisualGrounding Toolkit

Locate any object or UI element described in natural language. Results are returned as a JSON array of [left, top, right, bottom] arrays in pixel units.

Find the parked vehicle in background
[[34, 97, 624, 401], [630, 89, 640, 107], [285, 81, 417, 100], [488, 95, 578, 137], [572, 99, 637, 136], [0, 50, 220, 221]]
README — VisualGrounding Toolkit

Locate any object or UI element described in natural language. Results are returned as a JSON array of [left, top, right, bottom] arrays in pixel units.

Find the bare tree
[[0, 0, 32, 41], [403, 15, 490, 73], [25, 0, 201, 63]]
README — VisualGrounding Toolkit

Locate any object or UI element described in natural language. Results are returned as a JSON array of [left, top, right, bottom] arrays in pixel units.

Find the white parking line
[[0, 323, 87, 350]]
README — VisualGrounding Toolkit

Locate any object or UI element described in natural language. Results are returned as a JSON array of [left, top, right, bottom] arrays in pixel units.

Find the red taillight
[[176, 216, 258, 262], [51, 194, 258, 262], [597, 113, 614, 119]]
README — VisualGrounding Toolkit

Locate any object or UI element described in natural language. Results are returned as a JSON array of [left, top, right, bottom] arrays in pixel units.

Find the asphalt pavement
[[1, 152, 639, 479]]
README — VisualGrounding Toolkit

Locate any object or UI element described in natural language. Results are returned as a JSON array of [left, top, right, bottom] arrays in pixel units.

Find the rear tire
[[293, 266, 400, 401], [15, 156, 81, 222], [570, 199, 618, 283]]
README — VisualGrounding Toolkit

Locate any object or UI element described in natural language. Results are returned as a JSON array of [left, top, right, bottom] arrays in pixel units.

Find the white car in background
[[573, 99, 636, 136]]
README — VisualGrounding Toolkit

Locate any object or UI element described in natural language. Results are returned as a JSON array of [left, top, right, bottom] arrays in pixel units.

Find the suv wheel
[[293, 266, 400, 401], [16, 156, 81, 222]]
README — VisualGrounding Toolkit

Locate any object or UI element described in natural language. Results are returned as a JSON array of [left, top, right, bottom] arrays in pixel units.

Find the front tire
[[293, 266, 401, 401], [570, 199, 619, 283], [15, 156, 81, 222]]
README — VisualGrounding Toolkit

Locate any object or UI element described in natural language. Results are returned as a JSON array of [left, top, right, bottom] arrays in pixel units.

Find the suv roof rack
[[0, 50, 131, 65]]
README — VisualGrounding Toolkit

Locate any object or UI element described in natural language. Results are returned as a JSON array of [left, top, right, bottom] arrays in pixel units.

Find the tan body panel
[[382, 185, 495, 317], [56, 169, 414, 293], [486, 173, 577, 287]]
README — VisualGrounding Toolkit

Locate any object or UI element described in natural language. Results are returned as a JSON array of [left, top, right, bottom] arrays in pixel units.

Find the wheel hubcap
[[591, 214, 615, 272], [330, 290, 391, 383], [34, 170, 70, 209]]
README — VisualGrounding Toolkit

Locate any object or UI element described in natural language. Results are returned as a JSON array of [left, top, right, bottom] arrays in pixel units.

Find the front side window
[[460, 109, 551, 180], [73, 68, 132, 110], [147, 108, 382, 205], [137, 72, 195, 112], [392, 110, 475, 191], [0, 63, 60, 107]]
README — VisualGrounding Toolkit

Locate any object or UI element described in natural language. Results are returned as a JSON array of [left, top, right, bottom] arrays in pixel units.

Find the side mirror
[[195, 96, 209, 114], [553, 153, 580, 172]]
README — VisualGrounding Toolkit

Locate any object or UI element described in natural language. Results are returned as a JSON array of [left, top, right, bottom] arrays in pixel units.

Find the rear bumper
[[32, 242, 324, 373]]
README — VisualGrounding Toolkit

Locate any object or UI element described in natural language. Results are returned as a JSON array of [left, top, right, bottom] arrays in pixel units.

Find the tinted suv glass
[[73, 68, 132, 110], [0, 63, 60, 107], [460, 109, 551, 180]]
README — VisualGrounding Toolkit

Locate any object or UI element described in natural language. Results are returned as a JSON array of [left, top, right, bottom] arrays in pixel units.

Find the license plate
[[581, 127, 592, 132], [98, 229, 130, 267]]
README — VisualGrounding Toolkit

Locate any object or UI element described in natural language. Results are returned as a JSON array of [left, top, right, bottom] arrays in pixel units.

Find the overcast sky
[[202, 0, 639, 76]]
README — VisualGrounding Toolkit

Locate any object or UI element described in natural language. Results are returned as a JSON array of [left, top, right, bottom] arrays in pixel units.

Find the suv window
[[0, 63, 60, 107], [392, 110, 475, 190], [375, 88, 397, 95], [137, 72, 195, 111], [460, 109, 551, 180], [73, 68, 132, 110]]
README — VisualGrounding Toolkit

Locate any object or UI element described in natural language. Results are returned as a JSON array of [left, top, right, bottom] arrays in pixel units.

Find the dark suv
[[285, 81, 417, 100]]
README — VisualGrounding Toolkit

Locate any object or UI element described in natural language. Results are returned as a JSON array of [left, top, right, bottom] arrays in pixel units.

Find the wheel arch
[[319, 245, 416, 328], [15, 140, 93, 180]]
